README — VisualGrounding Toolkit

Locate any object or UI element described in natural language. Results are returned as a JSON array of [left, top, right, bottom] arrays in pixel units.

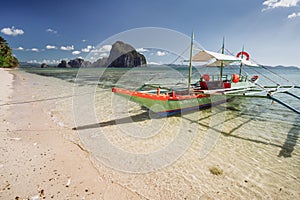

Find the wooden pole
[[188, 31, 194, 94]]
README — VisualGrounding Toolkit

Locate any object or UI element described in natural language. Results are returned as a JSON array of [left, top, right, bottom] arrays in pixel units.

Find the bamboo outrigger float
[[112, 33, 300, 116]]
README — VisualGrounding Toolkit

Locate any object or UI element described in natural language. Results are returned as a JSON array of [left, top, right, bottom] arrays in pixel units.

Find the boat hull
[[112, 88, 231, 116]]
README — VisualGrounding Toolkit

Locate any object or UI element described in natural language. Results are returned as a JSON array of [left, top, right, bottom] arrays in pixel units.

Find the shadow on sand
[[278, 115, 300, 157], [182, 111, 284, 149], [72, 106, 285, 151], [72, 111, 153, 130]]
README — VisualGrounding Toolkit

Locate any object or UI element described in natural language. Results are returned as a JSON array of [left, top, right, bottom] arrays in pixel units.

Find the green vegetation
[[0, 36, 19, 68]]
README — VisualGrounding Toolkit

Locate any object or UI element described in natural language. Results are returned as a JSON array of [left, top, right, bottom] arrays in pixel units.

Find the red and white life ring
[[236, 51, 250, 60]]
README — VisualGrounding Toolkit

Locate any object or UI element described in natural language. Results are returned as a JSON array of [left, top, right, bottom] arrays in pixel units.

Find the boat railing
[[202, 74, 248, 82]]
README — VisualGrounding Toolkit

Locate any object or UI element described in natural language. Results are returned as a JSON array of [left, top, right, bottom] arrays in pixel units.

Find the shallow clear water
[[21, 66, 300, 198]]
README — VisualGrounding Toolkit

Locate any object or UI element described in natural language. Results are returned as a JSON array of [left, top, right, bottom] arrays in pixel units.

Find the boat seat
[[200, 81, 223, 90]]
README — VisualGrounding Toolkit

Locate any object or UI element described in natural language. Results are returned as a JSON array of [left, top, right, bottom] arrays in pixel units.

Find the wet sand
[[0, 68, 299, 199]]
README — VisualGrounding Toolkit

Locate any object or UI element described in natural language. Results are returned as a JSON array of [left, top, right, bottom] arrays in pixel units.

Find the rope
[[168, 45, 190, 65], [260, 65, 297, 85], [248, 67, 279, 85], [224, 49, 285, 86]]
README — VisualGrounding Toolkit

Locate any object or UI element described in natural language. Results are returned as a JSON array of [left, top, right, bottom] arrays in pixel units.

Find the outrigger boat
[[112, 34, 300, 117]]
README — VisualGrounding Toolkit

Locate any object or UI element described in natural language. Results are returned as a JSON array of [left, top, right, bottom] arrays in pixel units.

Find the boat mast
[[239, 45, 244, 76], [220, 37, 225, 80], [187, 31, 194, 94]]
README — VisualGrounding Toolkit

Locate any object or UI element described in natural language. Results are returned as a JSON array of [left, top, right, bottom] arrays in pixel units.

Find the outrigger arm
[[256, 83, 300, 115], [224, 86, 300, 115], [267, 94, 300, 115], [284, 91, 300, 100]]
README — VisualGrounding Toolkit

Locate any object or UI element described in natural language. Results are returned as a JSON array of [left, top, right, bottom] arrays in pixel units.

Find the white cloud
[[81, 48, 89, 52], [147, 61, 160, 65], [1, 26, 24, 36], [46, 28, 58, 34], [156, 51, 168, 57], [72, 50, 81, 55], [137, 48, 149, 52], [91, 45, 112, 53], [15, 46, 24, 51], [101, 45, 112, 52], [288, 11, 300, 18], [81, 45, 94, 52], [60, 45, 74, 51], [82, 39, 87, 42], [28, 60, 38, 63], [99, 53, 108, 57], [31, 48, 39, 52], [46, 45, 57, 49], [262, 0, 300, 10], [41, 59, 60, 64]]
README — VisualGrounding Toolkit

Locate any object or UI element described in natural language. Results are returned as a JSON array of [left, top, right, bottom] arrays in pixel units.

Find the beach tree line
[[0, 36, 19, 68]]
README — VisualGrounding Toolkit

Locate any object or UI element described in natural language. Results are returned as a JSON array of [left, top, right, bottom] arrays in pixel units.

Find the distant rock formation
[[41, 63, 48, 68], [68, 58, 91, 68], [91, 57, 108, 68], [57, 60, 71, 68], [107, 41, 146, 68], [55, 41, 146, 68], [68, 58, 84, 68]]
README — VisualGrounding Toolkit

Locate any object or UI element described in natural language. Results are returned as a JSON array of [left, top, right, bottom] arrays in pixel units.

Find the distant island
[[36, 41, 146, 68]]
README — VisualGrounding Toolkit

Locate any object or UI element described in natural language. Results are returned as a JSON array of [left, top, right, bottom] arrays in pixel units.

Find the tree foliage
[[0, 36, 19, 68]]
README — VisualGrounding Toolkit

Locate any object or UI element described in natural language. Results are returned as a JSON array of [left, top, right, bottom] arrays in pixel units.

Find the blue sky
[[1, 0, 300, 66]]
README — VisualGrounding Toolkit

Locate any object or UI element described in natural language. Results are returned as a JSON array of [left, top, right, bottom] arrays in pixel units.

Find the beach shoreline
[[1, 68, 299, 199], [0, 68, 141, 199]]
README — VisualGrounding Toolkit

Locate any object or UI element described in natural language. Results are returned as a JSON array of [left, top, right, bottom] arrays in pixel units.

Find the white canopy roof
[[240, 59, 259, 67], [207, 60, 233, 67], [192, 49, 259, 67], [192, 50, 239, 62]]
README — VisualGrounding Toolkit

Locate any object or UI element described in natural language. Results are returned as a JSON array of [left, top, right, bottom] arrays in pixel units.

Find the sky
[[1, 0, 300, 67]]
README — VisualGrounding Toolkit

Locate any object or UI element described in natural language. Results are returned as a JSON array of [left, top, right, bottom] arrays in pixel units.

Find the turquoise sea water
[[20, 65, 300, 198], [21, 65, 300, 136], [21, 65, 300, 135]]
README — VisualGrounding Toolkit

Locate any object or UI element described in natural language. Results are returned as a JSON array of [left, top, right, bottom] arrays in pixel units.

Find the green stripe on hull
[[115, 93, 227, 113]]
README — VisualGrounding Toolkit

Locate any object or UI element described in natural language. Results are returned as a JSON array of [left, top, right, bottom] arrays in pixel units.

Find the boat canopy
[[192, 50, 239, 62], [240, 59, 259, 67], [207, 60, 234, 67], [192, 50, 258, 67]]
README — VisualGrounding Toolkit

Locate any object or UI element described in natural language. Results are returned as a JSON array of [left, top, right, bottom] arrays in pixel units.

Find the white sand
[[0, 69, 141, 199]]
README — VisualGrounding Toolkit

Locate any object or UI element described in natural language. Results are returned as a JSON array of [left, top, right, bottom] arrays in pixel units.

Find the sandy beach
[[0, 68, 142, 199], [1, 68, 299, 199]]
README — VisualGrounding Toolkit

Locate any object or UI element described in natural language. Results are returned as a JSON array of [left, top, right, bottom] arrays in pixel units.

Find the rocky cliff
[[56, 41, 146, 68], [68, 58, 91, 68], [57, 60, 71, 68], [107, 41, 146, 68]]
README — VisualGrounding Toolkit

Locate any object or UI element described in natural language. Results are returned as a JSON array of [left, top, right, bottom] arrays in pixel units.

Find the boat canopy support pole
[[267, 94, 300, 115], [187, 31, 194, 94], [239, 45, 244, 77], [220, 37, 225, 80]]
